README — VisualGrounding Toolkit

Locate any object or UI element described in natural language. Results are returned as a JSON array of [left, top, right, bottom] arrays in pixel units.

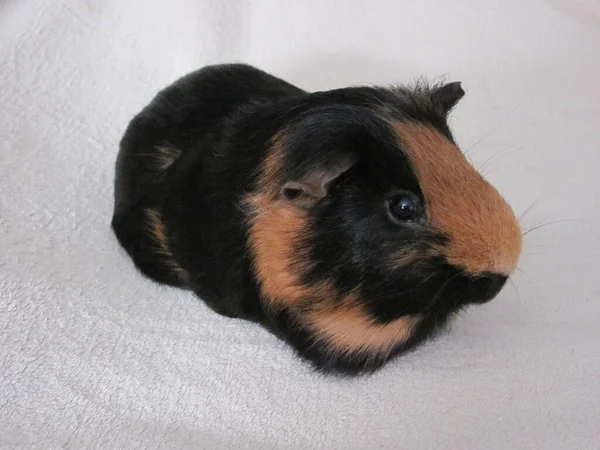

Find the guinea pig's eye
[[386, 193, 418, 223]]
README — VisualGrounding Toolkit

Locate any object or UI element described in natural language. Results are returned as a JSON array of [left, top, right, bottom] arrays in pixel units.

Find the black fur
[[112, 64, 506, 375]]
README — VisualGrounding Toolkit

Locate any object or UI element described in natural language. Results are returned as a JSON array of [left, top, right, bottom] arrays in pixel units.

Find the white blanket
[[2, 1, 599, 448]]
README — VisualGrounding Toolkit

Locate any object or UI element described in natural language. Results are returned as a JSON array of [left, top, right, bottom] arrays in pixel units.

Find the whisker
[[509, 278, 521, 302], [429, 275, 452, 308], [518, 192, 555, 221], [514, 267, 531, 282], [429, 271, 462, 316], [480, 148, 522, 175], [465, 152, 476, 167], [475, 148, 511, 173], [463, 98, 525, 155], [522, 220, 569, 237]]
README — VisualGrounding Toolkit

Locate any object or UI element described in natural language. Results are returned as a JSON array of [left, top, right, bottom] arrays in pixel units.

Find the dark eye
[[387, 194, 418, 222]]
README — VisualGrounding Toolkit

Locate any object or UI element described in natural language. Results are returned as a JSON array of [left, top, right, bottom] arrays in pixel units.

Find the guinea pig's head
[[244, 82, 522, 374]]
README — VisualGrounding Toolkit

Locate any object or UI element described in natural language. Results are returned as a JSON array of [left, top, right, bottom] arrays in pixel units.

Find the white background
[[1, 0, 599, 448]]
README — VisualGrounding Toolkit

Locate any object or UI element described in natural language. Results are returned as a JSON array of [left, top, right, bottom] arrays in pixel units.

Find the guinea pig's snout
[[470, 272, 508, 304], [394, 122, 522, 277], [442, 271, 509, 306]]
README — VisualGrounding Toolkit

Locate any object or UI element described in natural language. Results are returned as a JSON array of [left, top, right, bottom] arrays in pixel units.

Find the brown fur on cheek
[[244, 195, 311, 305], [244, 130, 315, 306], [302, 293, 420, 359], [393, 122, 522, 276]]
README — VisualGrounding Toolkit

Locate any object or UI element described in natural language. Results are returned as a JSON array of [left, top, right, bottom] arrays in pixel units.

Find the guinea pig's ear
[[430, 81, 465, 113], [280, 154, 357, 206]]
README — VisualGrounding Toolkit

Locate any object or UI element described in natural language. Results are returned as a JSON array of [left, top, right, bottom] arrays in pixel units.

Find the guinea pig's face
[[245, 84, 522, 373]]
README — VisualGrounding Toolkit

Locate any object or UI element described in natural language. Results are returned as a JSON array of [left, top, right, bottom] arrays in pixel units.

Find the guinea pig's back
[[112, 64, 304, 287], [114, 64, 304, 212]]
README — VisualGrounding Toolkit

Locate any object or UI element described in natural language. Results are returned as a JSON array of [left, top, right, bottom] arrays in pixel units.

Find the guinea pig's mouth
[[468, 272, 508, 304], [428, 268, 509, 309]]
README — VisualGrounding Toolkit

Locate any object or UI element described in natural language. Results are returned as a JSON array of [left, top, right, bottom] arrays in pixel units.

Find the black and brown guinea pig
[[112, 63, 522, 375]]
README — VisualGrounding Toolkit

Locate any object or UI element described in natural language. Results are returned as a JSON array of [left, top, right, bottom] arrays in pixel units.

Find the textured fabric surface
[[1, 1, 599, 448]]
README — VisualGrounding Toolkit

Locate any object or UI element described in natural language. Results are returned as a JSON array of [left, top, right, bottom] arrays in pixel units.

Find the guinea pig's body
[[112, 64, 521, 374]]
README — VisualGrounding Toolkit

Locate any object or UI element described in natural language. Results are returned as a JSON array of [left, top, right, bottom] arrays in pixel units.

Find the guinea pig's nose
[[438, 270, 510, 307], [470, 273, 508, 304]]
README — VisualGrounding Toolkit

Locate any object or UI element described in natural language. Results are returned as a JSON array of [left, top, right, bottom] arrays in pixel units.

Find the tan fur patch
[[244, 131, 313, 305], [145, 208, 189, 282], [390, 249, 421, 269], [304, 294, 419, 358], [393, 122, 522, 275], [257, 131, 286, 198], [245, 195, 310, 304], [388, 246, 441, 271], [155, 146, 181, 170]]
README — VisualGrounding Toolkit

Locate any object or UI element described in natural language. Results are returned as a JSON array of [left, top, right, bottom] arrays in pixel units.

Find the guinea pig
[[112, 63, 522, 375]]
